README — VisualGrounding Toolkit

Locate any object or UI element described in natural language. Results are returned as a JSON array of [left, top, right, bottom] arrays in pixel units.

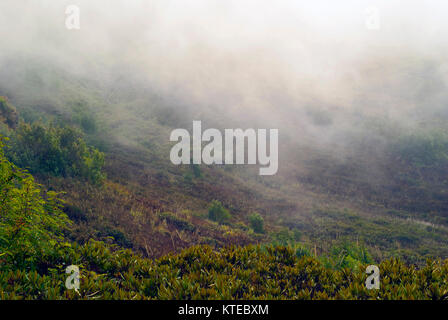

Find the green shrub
[[0, 96, 18, 129], [271, 228, 295, 246], [249, 212, 265, 234], [295, 245, 312, 258], [0, 136, 71, 270], [208, 200, 231, 224], [63, 204, 88, 222], [100, 227, 133, 248], [3, 240, 448, 300], [78, 113, 97, 134], [293, 229, 302, 241], [320, 241, 373, 270], [183, 171, 193, 184], [7, 122, 105, 184], [391, 131, 448, 169], [159, 212, 196, 232]]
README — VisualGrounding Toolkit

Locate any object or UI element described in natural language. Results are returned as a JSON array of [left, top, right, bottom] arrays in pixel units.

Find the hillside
[[0, 144, 447, 300], [1, 1, 448, 301], [1, 58, 448, 266]]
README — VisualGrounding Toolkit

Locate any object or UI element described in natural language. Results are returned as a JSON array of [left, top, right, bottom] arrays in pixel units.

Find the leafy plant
[[249, 212, 265, 234], [0, 96, 18, 129], [7, 122, 105, 184], [320, 241, 373, 270], [0, 136, 71, 270], [208, 200, 231, 224]]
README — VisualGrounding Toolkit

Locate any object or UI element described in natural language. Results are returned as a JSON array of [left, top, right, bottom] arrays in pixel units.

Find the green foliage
[[72, 102, 98, 134], [183, 171, 193, 184], [7, 122, 105, 184], [310, 207, 448, 265], [183, 165, 202, 184], [0, 96, 18, 129], [2, 239, 448, 300], [249, 212, 265, 234], [0, 145, 443, 301], [295, 245, 312, 259], [208, 200, 231, 224], [159, 212, 196, 232], [3, 64, 448, 300], [270, 228, 296, 246], [392, 131, 448, 168], [0, 137, 71, 270], [320, 241, 373, 271], [63, 204, 88, 223], [191, 164, 202, 178], [293, 229, 302, 241], [99, 227, 133, 248]]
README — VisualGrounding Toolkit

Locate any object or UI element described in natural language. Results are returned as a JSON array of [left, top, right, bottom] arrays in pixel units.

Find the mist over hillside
[[0, 0, 448, 265], [2, 0, 448, 132]]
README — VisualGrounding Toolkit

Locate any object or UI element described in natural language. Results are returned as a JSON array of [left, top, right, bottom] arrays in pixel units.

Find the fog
[[1, 0, 448, 158]]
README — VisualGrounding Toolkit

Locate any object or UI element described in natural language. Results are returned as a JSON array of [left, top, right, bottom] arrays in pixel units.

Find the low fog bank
[[0, 0, 447, 161]]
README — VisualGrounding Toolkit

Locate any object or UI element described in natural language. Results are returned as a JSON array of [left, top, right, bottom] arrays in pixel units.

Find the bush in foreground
[[1, 241, 448, 300]]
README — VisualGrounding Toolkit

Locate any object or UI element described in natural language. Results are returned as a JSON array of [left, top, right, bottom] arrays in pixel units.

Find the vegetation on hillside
[[0, 96, 18, 129], [0, 137, 70, 270], [1, 136, 448, 300], [208, 200, 231, 224], [1, 63, 448, 300], [6, 122, 105, 184], [2, 238, 448, 300]]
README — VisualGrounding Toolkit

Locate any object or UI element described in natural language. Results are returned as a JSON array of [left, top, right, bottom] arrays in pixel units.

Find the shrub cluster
[[208, 200, 231, 224], [1, 240, 448, 300], [1, 133, 448, 300], [0, 97, 18, 129], [6, 122, 105, 184], [249, 213, 265, 234], [0, 137, 71, 270]]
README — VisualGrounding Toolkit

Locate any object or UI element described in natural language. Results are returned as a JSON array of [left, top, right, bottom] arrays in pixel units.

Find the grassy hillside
[[0, 58, 447, 266], [3, 241, 448, 300], [1, 1, 448, 301], [0, 149, 446, 300], [0, 60, 448, 299]]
